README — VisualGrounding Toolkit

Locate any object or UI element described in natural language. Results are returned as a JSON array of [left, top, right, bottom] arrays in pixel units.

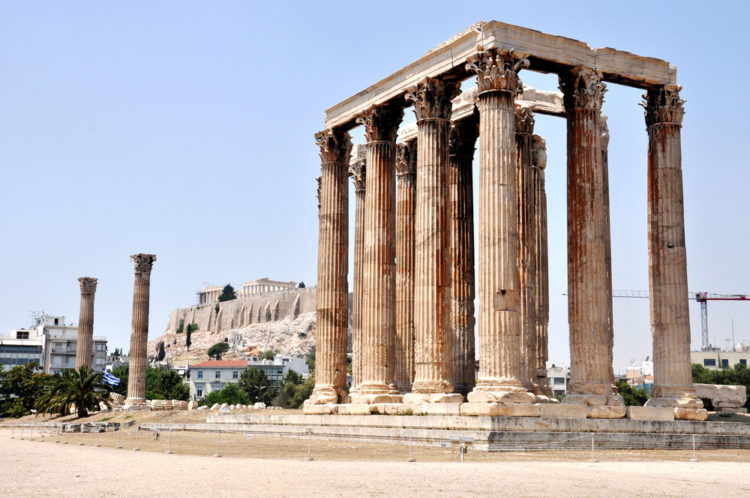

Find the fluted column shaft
[[407, 76, 460, 395], [350, 158, 366, 390], [531, 135, 551, 392], [448, 115, 478, 395], [355, 102, 403, 397], [643, 85, 700, 407], [395, 140, 417, 393], [75, 277, 98, 370], [466, 48, 532, 402], [126, 254, 156, 405], [560, 66, 617, 400], [515, 107, 538, 392], [310, 129, 351, 404]]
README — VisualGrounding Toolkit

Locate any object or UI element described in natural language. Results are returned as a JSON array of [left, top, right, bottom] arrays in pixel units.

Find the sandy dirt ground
[[2, 429, 750, 497]]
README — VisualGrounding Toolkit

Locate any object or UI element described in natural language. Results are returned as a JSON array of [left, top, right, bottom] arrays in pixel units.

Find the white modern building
[[691, 348, 750, 371], [547, 364, 570, 397]]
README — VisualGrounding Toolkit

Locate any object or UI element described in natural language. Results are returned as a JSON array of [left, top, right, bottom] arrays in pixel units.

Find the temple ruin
[[307, 21, 705, 420]]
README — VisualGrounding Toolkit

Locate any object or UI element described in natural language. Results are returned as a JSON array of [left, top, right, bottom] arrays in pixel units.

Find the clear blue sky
[[1, 1, 748, 373]]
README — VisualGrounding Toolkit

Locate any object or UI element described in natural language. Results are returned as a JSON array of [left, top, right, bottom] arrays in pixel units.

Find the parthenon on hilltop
[[308, 21, 705, 421]]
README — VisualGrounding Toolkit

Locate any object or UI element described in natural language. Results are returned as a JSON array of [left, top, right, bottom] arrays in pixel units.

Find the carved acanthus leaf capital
[[514, 105, 535, 135], [559, 65, 606, 111], [355, 101, 404, 143], [315, 128, 352, 165], [466, 47, 529, 96], [349, 161, 366, 192], [130, 254, 156, 274], [405, 76, 461, 122], [641, 84, 685, 126], [396, 140, 417, 178], [78, 277, 98, 295], [531, 135, 547, 170], [449, 111, 480, 160]]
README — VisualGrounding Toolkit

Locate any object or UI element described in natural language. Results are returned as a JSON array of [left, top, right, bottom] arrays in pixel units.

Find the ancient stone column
[[515, 105, 541, 395], [349, 152, 366, 392], [559, 66, 623, 416], [464, 48, 536, 412], [75, 277, 98, 370], [448, 113, 479, 396], [308, 128, 351, 407], [531, 135, 552, 395], [394, 139, 416, 393], [351, 101, 404, 403], [642, 85, 705, 420], [403, 76, 462, 405], [125, 254, 156, 407]]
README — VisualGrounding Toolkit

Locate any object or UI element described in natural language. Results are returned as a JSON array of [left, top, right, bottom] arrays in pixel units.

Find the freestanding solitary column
[[125, 254, 156, 407], [642, 85, 705, 420], [559, 66, 624, 417], [75, 277, 98, 370], [394, 139, 417, 393], [351, 101, 403, 404], [531, 135, 552, 395], [350, 147, 366, 392], [404, 76, 462, 405], [448, 113, 479, 396], [308, 128, 351, 407], [515, 106, 542, 395], [464, 48, 536, 413]]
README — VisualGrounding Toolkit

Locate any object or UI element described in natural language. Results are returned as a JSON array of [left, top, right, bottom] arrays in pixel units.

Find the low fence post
[[408, 436, 416, 462], [134, 428, 140, 451], [78, 425, 84, 446], [115, 428, 122, 449], [589, 433, 597, 463], [305, 427, 314, 461], [214, 430, 221, 458], [690, 434, 699, 462], [165, 428, 173, 454]]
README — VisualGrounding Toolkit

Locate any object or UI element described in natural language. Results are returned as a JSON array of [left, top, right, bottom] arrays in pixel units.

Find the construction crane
[[610, 290, 750, 351]]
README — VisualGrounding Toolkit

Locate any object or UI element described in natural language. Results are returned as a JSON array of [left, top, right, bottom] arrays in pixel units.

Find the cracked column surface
[[448, 113, 478, 396], [349, 152, 366, 393], [531, 135, 553, 396], [75, 277, 98, 370], [403, 76, 462, 404], [350, 101, 404, 404], [125, 254, 156, 407], [308, 129, 351, 406], [465, 48, 535, 407], [642, 85, 706, 421], [395, 139, 416, 393], [560, 66, 623, 417]]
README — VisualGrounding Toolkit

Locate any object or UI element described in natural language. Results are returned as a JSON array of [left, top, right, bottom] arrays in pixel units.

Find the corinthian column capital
[[642, 84, 685, 127], [559, 65, 606, 111], [396, 140, 417, 179], [466, 47, 529, 96], [405, 76, 461, 122], [514, 105, 535, 135], [356, 102, 404, 143], [531, 135, 547, 170], [315, 128, 352, 166], [78, 277, 98, 295], [349, 161, 366, 193], [130, 254, 156, 274]]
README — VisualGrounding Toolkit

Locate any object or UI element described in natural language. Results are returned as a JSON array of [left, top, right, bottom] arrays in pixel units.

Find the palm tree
[[36, 366, 112, 418]]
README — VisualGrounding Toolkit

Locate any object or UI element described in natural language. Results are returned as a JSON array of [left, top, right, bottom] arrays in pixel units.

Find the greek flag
[[102, 369, 120, 386]]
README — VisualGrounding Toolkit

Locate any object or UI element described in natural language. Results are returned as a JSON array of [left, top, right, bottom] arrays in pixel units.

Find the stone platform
[[139, 413, 750, 451]]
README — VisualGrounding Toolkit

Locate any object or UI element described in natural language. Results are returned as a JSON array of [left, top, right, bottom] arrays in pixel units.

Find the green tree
[[260, 350, 275, 361], [203, 383, 248, 406], [282, 369, 302, 386], [0, 362, 50, 417], [297, 281, 305, 289], [157, 342, 166, 361], [615, 380, 649, 406], [272, 372, 313, 409], [238, 367, 276, 404], [305, 351, 316, 373], [218, 284, 237, 302], [149, 369, 189, 401], [207, 342, 230, 360], [35, 366, 111, 418], [186, 326, 193, 351], [176, 319, 184, 334]]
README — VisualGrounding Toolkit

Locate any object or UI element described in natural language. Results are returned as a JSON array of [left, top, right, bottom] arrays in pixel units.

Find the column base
[[349, 393, 403, 405], [645, 391, 706, 420], [123, 397, 148, 411], [563, 385, 625, 418], [409, 379, 454, 395], [308, 386, 339, 405], [402, 392, 464, 404], [460, 402, 540, 417]]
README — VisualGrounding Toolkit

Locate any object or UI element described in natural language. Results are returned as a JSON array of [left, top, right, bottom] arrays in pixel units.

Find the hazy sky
[[1, 1, 748, 374]]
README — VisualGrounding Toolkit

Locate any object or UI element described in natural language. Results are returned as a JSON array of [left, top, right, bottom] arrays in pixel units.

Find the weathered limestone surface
[[693, 384, 747, 412], [395, 140, 416, 393], [408, 76, 460, 397], [448, 113, 478, 396], [75, 277, 98, 370], [641, 85, 703, 418], [466, 48, 534, 405], [351, 102, 403, 402], [560, 66, 621, 410], [125, 254, 156, 407], [627, 406, 675, 421], [309, 129, 351, 405], [350, 146, 366, 391]]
